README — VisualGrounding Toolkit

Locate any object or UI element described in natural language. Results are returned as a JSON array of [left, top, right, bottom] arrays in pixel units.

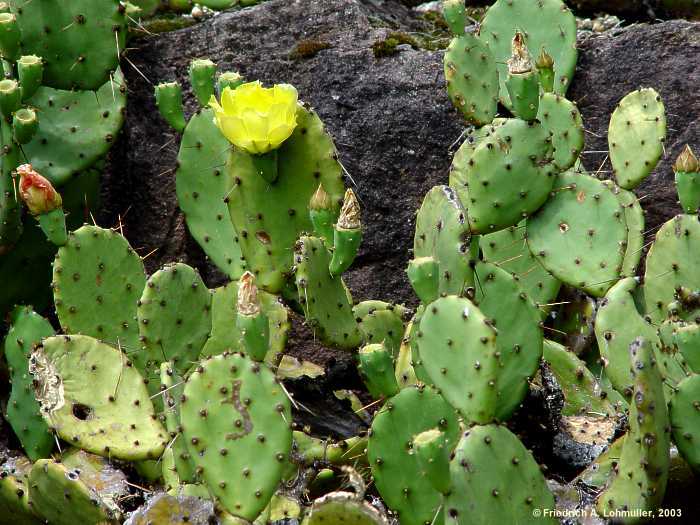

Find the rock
[[105, 0, 699, 312]]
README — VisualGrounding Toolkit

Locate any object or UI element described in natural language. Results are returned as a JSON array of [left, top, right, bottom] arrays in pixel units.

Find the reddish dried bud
[[17, 164, 62, 215]]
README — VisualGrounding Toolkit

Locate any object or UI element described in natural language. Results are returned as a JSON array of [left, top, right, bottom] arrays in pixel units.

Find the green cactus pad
[[306, 492, 389, 525], [480, 220, 561, 315], [294, 236, 361, 350], [473, 261, 543, 420], [227, 105, 345, 293], [0, 136, 21, 250], [574, 436, 625, 489], [603, 182, 645, 277], [176, 108, 245, 279], [136, 262, 212, 387], [3, 306, 54, 460], [125, 492, 218, 525], [180, 352, 292, 521], [644, 214, 700, 324], [9, 0, 126, 91], [526, 169, 627, 297], [368, 386, 459, 525], [160, 362, 196, 484], [444, 32, 498, 126], [445, 424, 556, 525], [479, 0, 576, 108], [30, 334, 167, 460], [537, 93, 584, 171], [354, 302, 407, 358], [201, 280, 288, 364], [28, 459, 118, 525], [0, 456, 40, 525], [416, 295, 499, 423], [413, 185, 474, 297], [23, 70, 126, 187], [358, 343, 400, 399], [608, 88, 666, 190], [673, 323, 700, 374], [52, 225, 146, 354], [596, 338, 670, 520], [394, 315, 419, 388], [454, 118, 555, 233], [669, 374, 700, 472]]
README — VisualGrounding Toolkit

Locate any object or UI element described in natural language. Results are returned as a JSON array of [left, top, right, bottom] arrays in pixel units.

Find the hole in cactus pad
[[72, 403, 93, 420]]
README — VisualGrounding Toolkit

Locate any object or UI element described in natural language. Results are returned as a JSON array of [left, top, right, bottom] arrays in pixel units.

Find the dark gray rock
[[105, 0, 699, 312]]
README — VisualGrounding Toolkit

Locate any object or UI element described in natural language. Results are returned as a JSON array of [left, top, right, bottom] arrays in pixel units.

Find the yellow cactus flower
[[208, 81, 299, 155]]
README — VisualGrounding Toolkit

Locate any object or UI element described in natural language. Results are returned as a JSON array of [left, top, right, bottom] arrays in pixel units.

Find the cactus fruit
[[536, 48, 555, 94], [180, 352, 292, 521], [189, 59, 217, 106], [443, 32, 498, 126], [505, 32, 539, 121], [480, 221, 561, 315], [536, 93, 584, 171], [52, 225, 146, 353], [305, 491, 389, 525], [407, 256, 439, 304], [526, 168, 627, 297], [674, 145, 700, 214], [608, 88, 666, 190], [412, 185, 474, 297], [0, 456, 40, 524], [136, 262, 212, 387], [217, 71, 245, 94], [596, 338, 670, 520], [357, 343, 400, 399], [3, 306, 54, 460], [294, 236, 361, 350], [412, 428, 451, 495], [668, 374, 700, 472], [16, 55, 43, 100], [30, 334, 167, 460], [453, 118, 555, 233], [236, 271, 270, 361], [479, 0, 577, 108], [309, 183, 336, 246], [155, 82, 187, 133], [329, 188, 362, 277], [445, 424, 557, 525], [17, 164, 67, 246], [12, 107, 38, 144], [368, 385, 459, 525]]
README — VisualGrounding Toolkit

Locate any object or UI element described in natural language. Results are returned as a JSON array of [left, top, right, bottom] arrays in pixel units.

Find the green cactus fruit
[[0, 456, 40, 524], [201, 280, 288, 364], [442, 0, 467, 36], [217, 71, 244, 95], [294, 236, 361, 350], [644, 214, 700, 324], [24, 70, 126, 186], [53, 225, 146, 353], [407, 256, 439, 304], [236, 271, 270, 361], [535, 47, 555, 93], [542, 339, 624, 417], [537, 93, 584, 171], [354, 300, 408, 358], [160, 362, 196, 484], [9, 0, 126, 90], [526, 168, 627, 297], [227, 104, 344, 292], [596, 338, 670, 520], [416, 295, 499, 423], [673, 323, 700, 374], [155, 82, 187, 133], [126, 492, 218, 525], [608, 88, 666, 190], [12, 107, 38, 144], [180, 352, 292, 521], [309, 183, 336, 246], [473, 261, 543, 420], [189, 58, 217, 106], [17, 55, 42, 100], [479, 0, 577, 108], [674, 145, 700, 214], [136, 262, 212, 388], [305, 492, 389, 525], [329, 188, 362, 277], [504, 32, 539, 121], [602, 181, 645, 277], [412, 428, 451, 495], [455, 118, 555, 233], [0, 78, 20, 116], [37, 208, 67, 246], [3, 306, 54, 460], [175, 108, 246, 280], [368, 385, 459, 525], [480, 220, 561, 317], [445, 424, 556, 525], [30, 334, 167, 460], [358, 343, 400, 399], [0, 12, 20, 60], [443, 32, 498, 125], [413, 185, 474, 296], [28, 459, 119, 525], [668, 374, 700, 472]]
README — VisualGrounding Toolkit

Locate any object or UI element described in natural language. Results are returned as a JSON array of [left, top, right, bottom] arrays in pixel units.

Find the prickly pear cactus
[[30, 335, 167, 460], [536, 93, 584, 171], [603, 182, 645, 277], [52, 225, 146, 354], [526, 168, 627, 297], [180, 352, 292, 521], [368, 386, 459, 525], [124, 492, 218, 525], [608, 88, 666, 190], [3, 306, 54, 460], [305, 492, 389, 525], [445, 424, 557, 525], [160, 362, 196, 484], [354, 301, 408, 358], [669, 374, 700, 472], [0, 456, 39, 524]]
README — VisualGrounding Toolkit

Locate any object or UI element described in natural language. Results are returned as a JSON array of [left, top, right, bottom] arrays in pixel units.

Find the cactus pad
[[668, 374, 700, 472], [606, 182, 644, 277], [354, 302, 407, 358], [537, 93, 584, 171], [0, 456, 39, 524], [306, 492, 389, 525]]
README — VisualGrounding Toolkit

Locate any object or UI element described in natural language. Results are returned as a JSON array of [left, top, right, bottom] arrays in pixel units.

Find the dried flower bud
[[237, 271, 261, 316], [337, 188, 361, 230], [17, 164, 62, 215], [535, 47, 554, 70], [674, 145, 699, 174], [507, 32, 532, 74], [309, 184, 332, 211]]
